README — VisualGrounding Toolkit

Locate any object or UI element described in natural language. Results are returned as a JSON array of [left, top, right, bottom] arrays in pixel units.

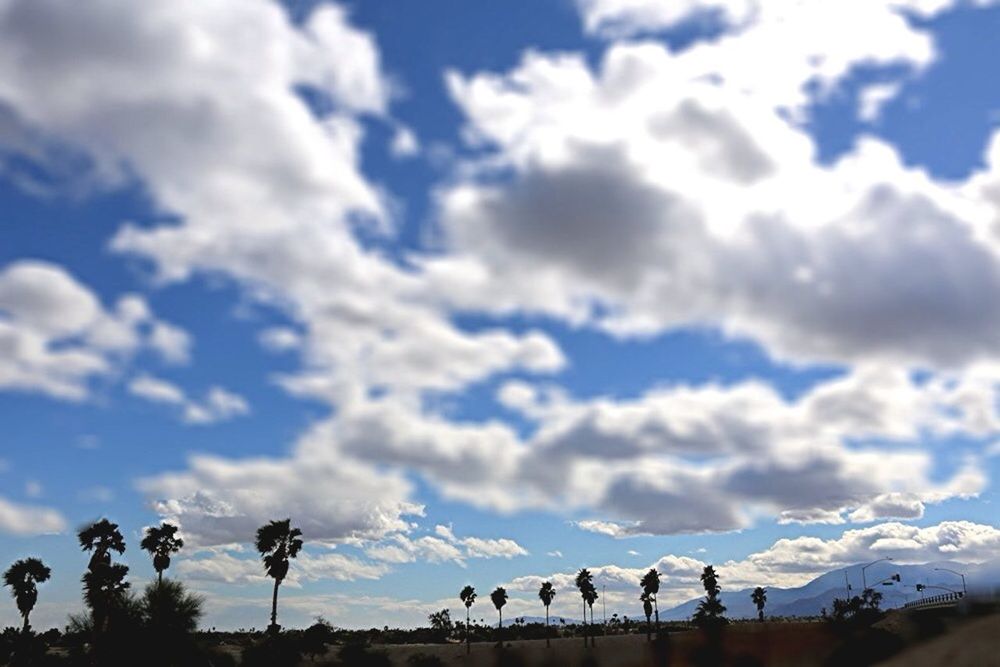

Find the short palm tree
[[584, 584, 598, 647], [490, 586, 507, 646], [254, 519, 303, 632], [640, 568, 660, 633], [751, 586, 767, 622], [459, 585, 476, 654], [141, 523, 184, 585], [538, 581, 556, 648], [3, 558, 51, 633], [575, 568, 594, 647], [78, 519, 129, 635]]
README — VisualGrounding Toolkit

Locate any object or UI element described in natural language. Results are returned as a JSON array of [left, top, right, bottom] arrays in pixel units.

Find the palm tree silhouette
[[751, 587, 767, 622], [78, 519, 129, 635], [254, 518, 303, 633], [490, 586, 507, 647], [640, 568, 660, 633], [584, 584, 598, 647], [538, 581, 556, 648], [459, 585, 476, 654], [693, 565, 727, 628], [575, 568, 595, 648], [641, 592, 653, 641], [3, 558, 51, 633], [78, 519, 126, 572], [140, 522, 184, 585]]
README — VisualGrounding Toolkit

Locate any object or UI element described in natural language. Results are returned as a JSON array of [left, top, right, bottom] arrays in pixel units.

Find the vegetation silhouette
[[640, 592, 653, 641], [751, 586, 767, 622], [459, 584, 476, 654], [3, 558, 51, 634], [692, 565, 728, 667], [140, 522, 184, 585], [575, 568, 598, 648], [254, 518, 303, 633], [490, 586, 507, 647], [640, 568, 660, 635], [537, 581, 555, 647]]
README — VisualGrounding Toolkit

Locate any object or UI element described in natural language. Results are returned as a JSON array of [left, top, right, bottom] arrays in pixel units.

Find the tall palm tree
[[641, 592, 653, 642], [538, 581, 556, 648], [459, 585, 476, 654], [254, 519, 303, 632], [78, 519, 128, 635], [78, 519, 126, 572], [3, 558, 51, 633], [490, 586, 507, 646], [575, 568, 594, 648], [751, 587, 767, 622], [640, 568, 660, 633], [584, 584, 598, 647], [140, 522, 184, 585]]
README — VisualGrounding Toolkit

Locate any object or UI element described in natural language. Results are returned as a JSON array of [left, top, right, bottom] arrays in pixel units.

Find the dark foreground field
[[210, 612, 1000, 667]]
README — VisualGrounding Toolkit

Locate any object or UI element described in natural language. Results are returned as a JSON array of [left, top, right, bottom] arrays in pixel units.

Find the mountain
[[661, 560, 996, 621]]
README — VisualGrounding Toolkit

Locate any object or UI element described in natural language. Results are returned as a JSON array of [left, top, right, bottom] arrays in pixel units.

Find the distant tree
[[692, 565, 727, 628], [751, 587, 767, 622], [575, 569, 596, 648], [640, 568, 660, 633], [641, 592, 653, 641], [490, 587, 507, 646], [254, 519, 303, 633], [538, 581, 556, 648], [140, 523, 184, 585], [861, 587, 883, 610], [427, 608, 452, 642], [459, 585, 476, 654], [3, 558, 51, 633]]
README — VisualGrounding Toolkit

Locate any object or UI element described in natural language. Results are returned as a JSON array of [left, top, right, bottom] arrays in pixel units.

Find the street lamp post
[[933, 568, 967, 596], [861, 558, 894, 591]]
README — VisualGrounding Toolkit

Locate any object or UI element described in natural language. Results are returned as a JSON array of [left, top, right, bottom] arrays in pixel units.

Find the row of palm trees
[[3, 517, 305, 638], [5, 514, 768, 642]]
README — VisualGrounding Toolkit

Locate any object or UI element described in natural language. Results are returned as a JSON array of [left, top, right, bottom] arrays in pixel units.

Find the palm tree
[[459, 585, 476, 654], [641, 592, 653, 641], [490, 586, 507, 646], [640, 568, 660, 633], [78, 519, 129, 635], [3, 558, 51, 633], [584, 584, 598, 647], [254, 518, 303, 632], [538, 581, 556, 648], [78, 519, 126, 572], [140, 523, 184, 585], [575, 568, 594, 648], [692, 565, 727, 628], [751, 587, 767, 622]]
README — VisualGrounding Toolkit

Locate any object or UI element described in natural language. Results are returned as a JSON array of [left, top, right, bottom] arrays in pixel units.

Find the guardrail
[[903, 591, 964, 610]]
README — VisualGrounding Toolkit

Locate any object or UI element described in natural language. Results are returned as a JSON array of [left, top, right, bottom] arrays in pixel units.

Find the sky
[[2, 0, 1000, 631]]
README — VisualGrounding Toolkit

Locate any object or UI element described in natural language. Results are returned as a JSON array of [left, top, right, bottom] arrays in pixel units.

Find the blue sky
[[2, 0, 1000, 630]]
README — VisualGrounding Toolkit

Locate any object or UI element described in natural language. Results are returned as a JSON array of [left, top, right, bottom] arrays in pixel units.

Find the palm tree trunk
[[498, 609, 503, 647], [270, 579, 280, 631], [158, 569, 163, 586], [466, 607, 471, 655], [22, 611, 29, 635], [646, 615, 651, 642], [545, 605, 550, 648], [590, 605, 596, 647], [653, 597, 659, 634], [758, 609, 764, 622], [582, 600, 587, 647]]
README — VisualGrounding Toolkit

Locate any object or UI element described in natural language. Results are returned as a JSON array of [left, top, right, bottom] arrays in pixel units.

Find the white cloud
[[129, 375, 249, 425], [0, 260, 188, 400], [365, 524, 528, 566], [0, 496, 66, 535], [178, 549, 390, 586], [858, 82, 903, 123]]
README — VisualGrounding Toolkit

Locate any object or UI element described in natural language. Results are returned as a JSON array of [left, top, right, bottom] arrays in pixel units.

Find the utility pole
[[602, 584, 606, 627]]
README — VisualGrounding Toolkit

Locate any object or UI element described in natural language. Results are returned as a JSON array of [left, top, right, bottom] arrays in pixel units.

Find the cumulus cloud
[[0, 496, 66, 535], [128, 375, 249, 425], [178, 549, 391, 586], [0, 260, 188, 400]]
